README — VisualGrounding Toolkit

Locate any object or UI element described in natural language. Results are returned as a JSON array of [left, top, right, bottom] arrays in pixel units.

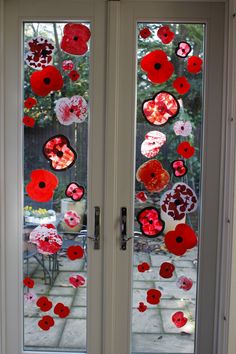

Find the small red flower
[[187, 56, 203, 74], [177, 276, 193, 291], [171, 160, 188, 177], [23, 277, 34, 288], [62, 60, 74, 71], [54, 303, 70, 318], [38, 315, 54, 331], [65, 183, 84, 201], [67, 245, 84, 260], [157, 26, 174, 44], [24, 97, 37, 109], [136, 191, 148, 203], [137, 302, 147, 312], [173, 77, 191, 95], [136, 160, 170, 193], [177, 141, 195, 159], [69, 70, 80, 81], [159, 262, 175, 279], [164, 223, 198, 256], [137, 262, 150, 273], [172, 311, 188, 328], [140, 27, 151, 39], [26, 169, 58, 202], [137, 207, 165, 237], [141, 50, 174, 84], [61, 23, 91, 56], [22, 116, 35, 128], [69, 274, 86, 288], [36, 296, 53, 312], [146, 289, 162, 305], [30, 65, 63, 97]]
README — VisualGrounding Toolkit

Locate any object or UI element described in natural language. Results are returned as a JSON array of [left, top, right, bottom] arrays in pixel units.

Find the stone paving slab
[[175, 268, 197, 282], [59, 258, 85, 271], [133, 281, 155, 289], [54, 271, 87, 286], [150, 254, 174, 267], [59, 319, 86, 349], [73, 287, 87, 306], [133, 253, 151, 266], [70, 306, 87, 319], [132, 309, 162, 333], [155, 282, 196, 300], [49, 286, 76, 296]]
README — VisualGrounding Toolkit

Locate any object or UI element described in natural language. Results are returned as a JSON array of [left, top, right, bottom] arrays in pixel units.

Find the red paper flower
[[69, 274, 86, 288], [139, 28, 151, 39], [38, 315, 54, 331], [157, 26, 174, 44], [22, 116, 35, 128], [30, 224, 62, 255], [55, 96, 88, 125], [23, 277, 34, 288], [140, 50, 174, 84], [172, 311, 188, 328], [36, 296, 53, 312], [54, 303, 70, 318], [159, 262, 175, 279], [136, 191, 148, 203], [61, 23, 91, 56], [24, 97, 37, 109], [142, 91, 179, 126], [67, 245, 84, 260], [146, 289, 162, 305], [26, 169, 58, 202], [65, 183, 84, 201], [173, 77, 191, 95], [43, 135, 77, 170], [175, 42, 191, 58], [62, 60, 74, 71], [164, 223, 198, 256], [171, 160, 188, 177], [69, 70, 80, 81], [177, 141, 195, 159], [64, 210, 81, 228], [137, 262, 150, 273], [137, 302, 147, 312], [177, 276, 193, 291], [137, 207, 165, 237], [136, 159, 170, 193], [30, 65, 63, 97], [187, 56, 203, 74]]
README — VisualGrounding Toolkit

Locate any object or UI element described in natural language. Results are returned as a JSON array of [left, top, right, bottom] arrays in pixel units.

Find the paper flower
[[26, 169, 58, 202], [141, 130, 166, 158], [64, 210, 81, 228], [173, 77, 191, 95], [29, 224, 62, 255], [55, 96, 88, 125], [159, 262, 175, 279], [54, 303, 70, 318], [172, 311, 188, 328], [30, 65, 63, 97], [137, 207, 165, 237], [157, 26, 174, 44], [61, 23, 91, 55], [69, 70, 80, 81], [38, 315, 54, 331], [136, 191, 148, 202], [69, 274, 86, 288], [62, 60, 74, 71], [139, 27, 151, 39], [25, 37, 55, 70], [36, 296, 53, 312], [177, 276, 193, 291], [24, 97, 37, 109], [175, 42, 191, 58], [23, 277, 34, 288], [187, 56, 203, 74], [146, 289, 162, 305], [137, 302, 147, 312], [164, 223, 198, 256], [65, 182, 84, 201], [22, 116, 35, 128], [24, 291, 37, 304], [67, 245, 84, 260], [171, 160, 188, 177], [177, 141, 195, 159], [173, 121, 192, 136], [137, 262, 150, 273]]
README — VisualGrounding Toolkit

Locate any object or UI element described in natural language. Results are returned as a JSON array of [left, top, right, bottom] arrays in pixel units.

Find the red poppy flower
[[137, 207, 165, 237], [171, 160, 188, 177], [175, 42, 191, 58], [164, 223, 198, 256], [61, 23, 91, 56], [22, 116, 35, 128], [62, 60, 74, 71], [177, 276, 193, 291], [157, 26, 174, 44], [159, 262, 175, 279], [23, 277, 34, 288], [137, 262, 150, 272], [43, 135, 77, 171], [67, 245, 84, 260], [137, 302, 147, 312], [187, 56, 203, 74], [69, 70, 80, 81], [65, 183, 84, 201], [172, 311, 188, 328], [142, 91, 179, 126], [146, 289, 162, 305], [38, 315, 54, 331], [30, 65, 63, 97], [177, 141, 195, 159], [140, 50, 174, 84], [26, 169, 58, 202], [136, 191, 148, 203], [54, 303, 70, 318], [69, 274, 86, 288], [24, 97, 37, 109], [36, 296, 53, 312], [173, 77, 191, 95], [140, 28, 151, 39], [136, 159, 170, 193]]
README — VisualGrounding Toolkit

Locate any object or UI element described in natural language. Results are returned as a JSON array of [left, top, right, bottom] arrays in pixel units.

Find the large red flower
[[26, 169, 58, 202], [173, 77, 191, 95], [187, 56, 203, 74], [61, 23, 91, 56], [137, 207, 164, 237], [38, 315, 54, 331], [54, 303, 70, 318], [30, 65, 63, 97], [172, 311, 188, 328], [136, 160, 170, 193], [146, 289, 162, 305], [67, 245, 84, 260], [164, 223, 198, 256], [177, 141, 195, 159], [36, 296, 53, 312], [137, 302, 147, 312], [159, 262, 175, 279], [140, 50, 174, 84], [157, 26, 174, 44]]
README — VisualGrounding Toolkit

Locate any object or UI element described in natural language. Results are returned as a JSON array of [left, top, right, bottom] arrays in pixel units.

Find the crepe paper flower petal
[[24, 291, 37, 304], [36, 296, 53, 312], [141, 130, 166, 158], [55, 96, 88, 125], [146, 289, 162, 305], [29, 224, 62, 255], [164, 223, 198, 256], [67, 245, 84, 260], [64, 210, 81, 228], [65, 182, 85, 201], [62, 60, 74, 71], [22, 116, 35, 128], [173, 120, 192, 136], [187, 56, 203, 74], [175, 42, 191, 58], [30, 65, 63, 97], [69, 70, 80, 81], [177, 276, 193, 291], [137, 302, 147, 312], [157, 26, 174, 44], [54, 303, 70, 318], [140, 50, 174, 84], [26, 169, 58, 202], [171, 160, 188, 177], [159, 262, 175, 279], [43, 135, 77, 171], [23, 277, 34, 288], [173, 77, 191, 95], [136, 191, 148, 203], [137, 262, 150, 272], [172, 311, 188, 328], [61, 23, 91, 56], [139, 27, 151, 39], [136, 159, 170, 193], [177, 141, 195, 159], [38, 315, 54, 331], [142, 91, 179, 126], [160, 182, 198, 221], [24, 97, 37, 109], [137, 207, 165, 237], [69, 274, 86, 288], [25, 37, 55, 70]]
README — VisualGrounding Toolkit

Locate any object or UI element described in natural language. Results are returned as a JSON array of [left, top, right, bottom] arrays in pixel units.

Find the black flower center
[[184, 148, 188, 152], [57, 151, 63, 157], [39, 181, 46, 188], [181, 126, 184, 130], [174, 199, 181, 206], [150, 172, 156, 178], [70, 217, 74, 221], [149, 220, 153, 224], [193, 62, 197, 66], [74, 36, 78, 41], [164, 33, 168, 37], [70, 109, 74, 113], [176, 236, 183, 243], [45, 237, 49, 242], [43, 77, 51, 85], [180, 84, 183, 87], [41, 49, 48, 57], [154, 62, 162, 70]]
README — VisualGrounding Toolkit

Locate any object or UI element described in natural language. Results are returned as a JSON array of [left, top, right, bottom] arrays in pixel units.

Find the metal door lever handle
[[88, 206, 100, 250], [120, 207, 128, 250]]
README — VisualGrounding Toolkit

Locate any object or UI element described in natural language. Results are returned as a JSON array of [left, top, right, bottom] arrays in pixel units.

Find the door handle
[[120, 207, 128, 250], [88, 206, 100, 250]]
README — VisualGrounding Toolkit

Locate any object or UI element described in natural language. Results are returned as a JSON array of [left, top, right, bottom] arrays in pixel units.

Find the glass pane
[[23, 22, 90, 352], [132, 23, 205, 353]]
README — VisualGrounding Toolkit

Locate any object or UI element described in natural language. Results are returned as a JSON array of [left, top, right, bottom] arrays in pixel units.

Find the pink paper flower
[[29, 224, 62, 255], [173, 120, 192, 136], [65, 183, 84, 201], [55, 95, 88, 125], [64, 210, 81, 228], [136, 191, 148, 203], [141, 130, 166, 158], [177, 276, 193, 291], [69, 274, 86, 288], [175, 42, 191, 58], [62, 60, 74, 71], [24, 291, 37, 304]]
